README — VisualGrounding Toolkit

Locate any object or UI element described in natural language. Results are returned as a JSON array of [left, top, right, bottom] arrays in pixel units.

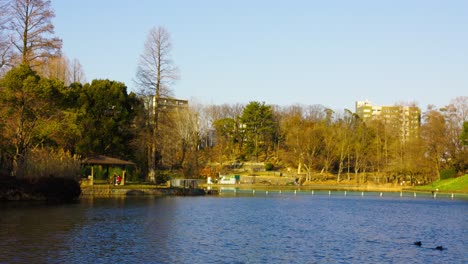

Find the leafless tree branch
[[9, 0, 62, 66]]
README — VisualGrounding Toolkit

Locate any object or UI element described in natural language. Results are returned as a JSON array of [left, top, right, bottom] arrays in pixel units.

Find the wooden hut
[[82, 155, 135, 186]]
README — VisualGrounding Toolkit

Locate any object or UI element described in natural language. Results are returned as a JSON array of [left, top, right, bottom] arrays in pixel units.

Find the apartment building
[[355, 100, 421, 141], [157, 97, 188, 110], [143, 96, 188, 115]]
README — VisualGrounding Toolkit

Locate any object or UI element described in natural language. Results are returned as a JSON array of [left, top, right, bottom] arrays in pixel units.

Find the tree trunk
[[297, 162, 302, 174]]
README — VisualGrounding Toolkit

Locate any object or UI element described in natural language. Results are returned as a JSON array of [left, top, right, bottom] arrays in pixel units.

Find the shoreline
[[2, 178, 465, 201], [80, 185, 206, 197], [204, 183, 403, 193], [0, 176, 81, 202], [80, 182, 468, 198]]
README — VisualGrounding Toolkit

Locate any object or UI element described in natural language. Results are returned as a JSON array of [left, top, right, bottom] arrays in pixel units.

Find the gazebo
[[82, 155, 135, 185]]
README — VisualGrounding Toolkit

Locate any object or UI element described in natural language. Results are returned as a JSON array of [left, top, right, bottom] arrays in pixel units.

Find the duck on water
[[414, 241, 445, 251]]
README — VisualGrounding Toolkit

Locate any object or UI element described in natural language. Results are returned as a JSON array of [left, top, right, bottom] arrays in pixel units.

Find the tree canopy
[[240, 101, 276, 161], [75, 79, 138, 158], [0, 64, 61, 176]]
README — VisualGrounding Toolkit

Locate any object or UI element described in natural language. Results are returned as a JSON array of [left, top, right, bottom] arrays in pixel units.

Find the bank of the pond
[[0, 176, 81, 202], [207, 174, 468, 195], [80, 185, 206, 197], [406, 174, 468, 193], [203, 182, 404, 193]]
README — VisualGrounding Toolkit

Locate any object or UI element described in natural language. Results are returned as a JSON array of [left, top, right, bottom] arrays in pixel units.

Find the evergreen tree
[[240, 101, 276, 161], [75, 79, 137, 159]]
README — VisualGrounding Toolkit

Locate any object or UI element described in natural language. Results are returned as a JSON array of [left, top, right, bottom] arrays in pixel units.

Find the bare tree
[[135, 26, 178, 182], [422, 108, 447, 180], [442, 96, 468, 171], [10, 0, 62, 65], [0, 0, 10, 34], [36, 56, 85, 85], [36, 55, 69, 83], [281, 106, 324, 182], [70, 58, 85, 84], [0, 0, 15, 75], [173, 104, 200, 173]]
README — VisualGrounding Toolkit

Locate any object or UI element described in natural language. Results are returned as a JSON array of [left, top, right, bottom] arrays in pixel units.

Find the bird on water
[[414, 241, 445, 251]]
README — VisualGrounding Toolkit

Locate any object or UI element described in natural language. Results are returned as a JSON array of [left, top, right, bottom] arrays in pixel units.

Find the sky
[[52, 0, 467, 111]]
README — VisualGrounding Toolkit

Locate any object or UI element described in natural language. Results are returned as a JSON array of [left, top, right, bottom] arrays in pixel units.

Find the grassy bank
[[410, 174, 468, 193]]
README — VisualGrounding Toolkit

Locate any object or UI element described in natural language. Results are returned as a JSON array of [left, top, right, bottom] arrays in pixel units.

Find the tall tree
[[135, 26, 178, 182], [36, 55, 69, 83], [334, 110, 357, 182], [421, 107, 447, 180], [280, 104, 326, 181], [36, 55, 86, 85], [70, 58, 85, 84], [461, 121, 468, 146], [318, 108, 337, 175], [240, 101, 276, 161], [75, 79, 137, 158], [10, 0, 62, 65], [441, 96, 468, 172], [0, 0, 14, 75], [172, 104, 202, 176], [0, 64, 60, 176], [351, 116, 371, 181], [213, 117, 240, 162], [208, 103, 245, 160]]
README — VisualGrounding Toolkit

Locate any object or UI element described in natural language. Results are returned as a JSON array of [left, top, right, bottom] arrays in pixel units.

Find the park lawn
[[413, 174, 468, 193]]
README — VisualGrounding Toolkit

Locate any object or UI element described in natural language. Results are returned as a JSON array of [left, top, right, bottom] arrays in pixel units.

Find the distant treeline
[[0, 64, 467, 185], [0, 1, 466, 185]]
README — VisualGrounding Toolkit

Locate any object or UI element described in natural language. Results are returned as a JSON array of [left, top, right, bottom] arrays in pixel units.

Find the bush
[[33, 176, 81, 202], [265, 163, 274, 171], [22, 148, 81, 179], [0, 175, 81, 202], [440, 168, 457, 180], [155, 171, 172, 185]]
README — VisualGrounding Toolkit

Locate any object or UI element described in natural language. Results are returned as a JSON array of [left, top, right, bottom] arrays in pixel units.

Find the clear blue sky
[[52, 0, 467, 111]]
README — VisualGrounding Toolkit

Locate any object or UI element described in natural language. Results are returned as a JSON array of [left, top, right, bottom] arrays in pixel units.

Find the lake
[[0, 191, 466, 263]]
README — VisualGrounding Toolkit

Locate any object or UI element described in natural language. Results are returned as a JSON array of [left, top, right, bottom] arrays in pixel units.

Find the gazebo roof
[[82, 155, 135, 166]]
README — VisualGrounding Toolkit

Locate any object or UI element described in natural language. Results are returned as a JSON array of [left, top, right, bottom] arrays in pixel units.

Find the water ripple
[[0, 195, 466, 263]]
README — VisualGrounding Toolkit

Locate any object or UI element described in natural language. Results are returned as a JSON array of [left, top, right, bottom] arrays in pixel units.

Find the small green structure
[[234, 175, 240, 184], [82, 155, 135, 186]]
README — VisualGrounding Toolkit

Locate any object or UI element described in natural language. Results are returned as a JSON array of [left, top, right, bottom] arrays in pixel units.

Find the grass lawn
[[413, 174, 468, 193]]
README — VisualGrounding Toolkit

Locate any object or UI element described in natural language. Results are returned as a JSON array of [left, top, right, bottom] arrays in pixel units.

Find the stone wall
[[80, 186, 206, 197]]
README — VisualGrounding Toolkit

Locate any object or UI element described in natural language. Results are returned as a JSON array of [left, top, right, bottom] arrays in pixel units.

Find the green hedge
[[440, 168, 456, 180]]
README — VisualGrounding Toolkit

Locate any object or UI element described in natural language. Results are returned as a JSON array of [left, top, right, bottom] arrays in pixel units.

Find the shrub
[[440, 168, 456, 180], [155, 171, 172, 185], [33, 176, 81, 201], [265, 163, 274, 171], [22, 148, 81, 179], [0, 175, 81, 202]]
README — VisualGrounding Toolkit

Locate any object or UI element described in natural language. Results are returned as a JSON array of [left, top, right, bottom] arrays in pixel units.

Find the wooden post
[[122, 170, 126, 186], [90, 166, 94, 185]]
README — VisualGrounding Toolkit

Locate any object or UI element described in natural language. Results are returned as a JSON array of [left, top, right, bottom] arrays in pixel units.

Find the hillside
[[411, 174, 468, 193]]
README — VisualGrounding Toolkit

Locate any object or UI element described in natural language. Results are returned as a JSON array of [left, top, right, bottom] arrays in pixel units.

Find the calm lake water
[[0, 192, 466, 264]]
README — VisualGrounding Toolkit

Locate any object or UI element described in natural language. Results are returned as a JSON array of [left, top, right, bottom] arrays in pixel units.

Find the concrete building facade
[[355, 100, 421, 141]]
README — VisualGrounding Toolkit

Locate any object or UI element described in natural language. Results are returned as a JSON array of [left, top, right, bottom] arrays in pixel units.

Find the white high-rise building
[[355, 100, 421, 141]]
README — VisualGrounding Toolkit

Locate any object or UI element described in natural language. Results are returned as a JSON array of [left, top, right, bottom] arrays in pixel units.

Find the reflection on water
[[0, 194, 466, 263]]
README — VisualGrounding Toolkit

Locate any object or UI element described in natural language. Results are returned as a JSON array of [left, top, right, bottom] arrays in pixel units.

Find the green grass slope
[[413, 174, 468, 193]]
